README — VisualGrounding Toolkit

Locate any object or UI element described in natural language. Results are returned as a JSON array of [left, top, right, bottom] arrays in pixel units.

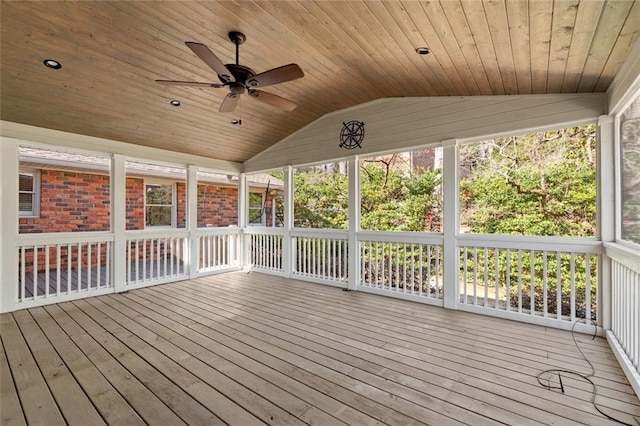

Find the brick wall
[[17, 169, 250, 272], [19, 170, 110, 234], [125, 177, 145, 230], [198, 184, 238, 227]]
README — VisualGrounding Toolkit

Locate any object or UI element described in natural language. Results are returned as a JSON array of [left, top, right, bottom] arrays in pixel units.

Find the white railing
[[358, 232, 444, 302], [605, 243, 640, 398], [17, 233, 114, 305], [246, 228, 284, 273], [292, 229, 348, 285], [197, 227, 242, 273], [457, 235, 601, 327], [125, 230, 189, 288]]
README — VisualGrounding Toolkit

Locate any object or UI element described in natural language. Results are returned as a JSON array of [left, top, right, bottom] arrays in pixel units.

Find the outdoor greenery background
[[287, 124, 597, 238], [274, 124, 599, 317]]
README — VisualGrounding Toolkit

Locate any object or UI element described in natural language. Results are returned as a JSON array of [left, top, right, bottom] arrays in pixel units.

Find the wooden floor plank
[[125, 288, 439, 425], [153, 278, 629, 425], [134, 286, 526, 426], [12, 310, 106, 426], [221, 274, 638, 408], [0, 333, 26, 425], [0, 313, 65, 425], [57, 300, 224, 426], [232, 272, 626, 387], [3, 272, 639, 426], [79, 296, 307, 426], [176, 275, 640, 423], [28, 306, 146, 426], [43, 304, 187, 426]]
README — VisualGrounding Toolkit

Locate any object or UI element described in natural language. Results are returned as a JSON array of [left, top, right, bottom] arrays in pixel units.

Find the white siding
[[244, 93, 605, 172]]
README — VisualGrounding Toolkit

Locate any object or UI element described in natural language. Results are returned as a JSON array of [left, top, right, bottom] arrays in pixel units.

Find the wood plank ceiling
[[1, 1, 639, 164]]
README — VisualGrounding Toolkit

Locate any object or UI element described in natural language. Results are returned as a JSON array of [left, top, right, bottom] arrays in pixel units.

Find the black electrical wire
[[536, 319, 639, 426]]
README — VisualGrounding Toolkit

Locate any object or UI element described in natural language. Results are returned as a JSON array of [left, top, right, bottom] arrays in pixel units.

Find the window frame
[[18, 168, 40, 218], [144, 180, 176, 229], [248, 191, 265, 226]]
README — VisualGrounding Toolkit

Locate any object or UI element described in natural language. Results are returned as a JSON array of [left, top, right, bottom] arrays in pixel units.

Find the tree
[[459, 125, 596, 236]]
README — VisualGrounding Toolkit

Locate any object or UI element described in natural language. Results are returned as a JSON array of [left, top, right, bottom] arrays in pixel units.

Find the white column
[[238, 173, 249, 269], [187, 166, 199, 278], [111, 154, 127, 293], [599, 115, 615, 330], [282, 166, 293, 277], [347, 156, 360, 291], [0, 140, 19, 312], [442, 139, 459, 309]]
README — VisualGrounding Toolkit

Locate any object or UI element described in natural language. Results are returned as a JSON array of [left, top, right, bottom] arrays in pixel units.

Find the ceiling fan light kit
[[156, 31, 304, 115]]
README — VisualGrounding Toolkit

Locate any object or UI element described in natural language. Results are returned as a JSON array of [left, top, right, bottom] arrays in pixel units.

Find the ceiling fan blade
[[246, 64, 304, 88], [248, 89, 297, 111], [219, 93, 240, 113], [155, 80, 224, 88], [185, 41, 235, 83]]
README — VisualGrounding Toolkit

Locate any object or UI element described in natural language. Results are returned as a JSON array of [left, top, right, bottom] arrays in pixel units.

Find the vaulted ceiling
[[1, 1, 638, 163]]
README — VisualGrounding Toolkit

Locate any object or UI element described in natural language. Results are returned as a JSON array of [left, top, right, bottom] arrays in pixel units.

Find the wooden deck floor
[[2, 272, 639, 425]]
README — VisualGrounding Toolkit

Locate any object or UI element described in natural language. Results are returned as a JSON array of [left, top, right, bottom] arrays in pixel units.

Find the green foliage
[[459, 125, 596, 237], [293, 168, 349, 229], [360, 161, 442, 232]]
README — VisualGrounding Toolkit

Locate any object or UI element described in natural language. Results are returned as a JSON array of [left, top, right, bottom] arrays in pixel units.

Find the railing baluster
[[585, 255, 591, 320], [96, 242, 102, 289], [20, 247, 26, 301], [530, 250, 535, 316], [462, 247, 467, 303], [33, 246, 39, 297], [67, 244, 72, 292], [542, 251, 548, 317], [473, 248, 478, 305], [77, 243, 82, 292], [45, 245, 50, 297], [556, 251, 562, 320], [505, 249, 510, 311], [89, 243, 94, 290], [494, 248, 499, 309], [517, 250, 522, 313], [56, 244, 62, 295], [106, 241, 111, 288], [418, 244, 423, 297], [570, 253, 576, 322]]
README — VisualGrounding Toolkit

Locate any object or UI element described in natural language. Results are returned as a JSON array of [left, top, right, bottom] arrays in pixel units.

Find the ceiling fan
[[156, 31, 304, 113]]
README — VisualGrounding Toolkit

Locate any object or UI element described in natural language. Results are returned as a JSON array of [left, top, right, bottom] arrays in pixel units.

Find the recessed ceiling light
[[43, 59, 62, 69], [231, 119, 242, 125], [415, 47, 431, 55], [170, 100, 181, 106]]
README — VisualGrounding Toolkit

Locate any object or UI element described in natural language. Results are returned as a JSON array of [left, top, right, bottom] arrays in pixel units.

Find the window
[[359, 149, 442, 232], [18, 170, 39, 217], [293, 162, 349, 229], [249, 192, 264, 225], [459, 124, 596, 236], [145, 183, 174, 227], [621, 95, 640, 244]]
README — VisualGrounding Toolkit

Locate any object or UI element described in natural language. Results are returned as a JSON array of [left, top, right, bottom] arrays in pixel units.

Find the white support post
[[1, 140, 19, 312], [282, 166, 293, 277], [187, 166, 199, 278], [111, 154, 127, 293], [238, 173, 249, 270], [598, 115, 615, 330], [347, 156, 360, 291], [442, 139, 459, 309]]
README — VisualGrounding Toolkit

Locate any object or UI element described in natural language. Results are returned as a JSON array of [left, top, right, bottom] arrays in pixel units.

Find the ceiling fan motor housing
[[221, 64, 255, 86]]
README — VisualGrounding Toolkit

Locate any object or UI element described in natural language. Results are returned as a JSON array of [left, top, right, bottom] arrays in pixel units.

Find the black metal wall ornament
[[339, 120, 365, 149]]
